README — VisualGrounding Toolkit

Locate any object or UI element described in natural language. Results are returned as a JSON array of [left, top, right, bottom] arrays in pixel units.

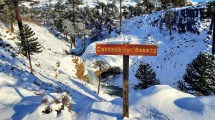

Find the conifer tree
[[0, 0, 15, 32], [5, 0, 23, 34], [142, 0, 155, 13], [134, 63, 160, 90], [177, 53, 215, 95], [95, 60, 107, 94], [16, 24, 42, 74], [175, 0, 186, 7], [164, 10, 175, 35], [161, 0, 173, 9]]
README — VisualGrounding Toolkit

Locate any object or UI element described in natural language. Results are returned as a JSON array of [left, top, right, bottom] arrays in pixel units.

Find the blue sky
[[192, 0, 210, 2]]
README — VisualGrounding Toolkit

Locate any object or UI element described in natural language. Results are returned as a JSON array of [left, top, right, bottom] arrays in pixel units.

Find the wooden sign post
[[96, 44, 158, 118]]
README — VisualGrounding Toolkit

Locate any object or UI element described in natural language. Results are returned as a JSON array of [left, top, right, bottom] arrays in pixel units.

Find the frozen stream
[[88, 69, 122, 97]]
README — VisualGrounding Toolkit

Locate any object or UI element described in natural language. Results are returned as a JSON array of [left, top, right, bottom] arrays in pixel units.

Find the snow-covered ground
[[1, 3, 215, 120], [82, 9, 211, 87]]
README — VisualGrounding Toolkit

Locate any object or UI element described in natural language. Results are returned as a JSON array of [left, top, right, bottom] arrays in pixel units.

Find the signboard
[[96, 44, 157, 56], [95, 43, 158, 118]]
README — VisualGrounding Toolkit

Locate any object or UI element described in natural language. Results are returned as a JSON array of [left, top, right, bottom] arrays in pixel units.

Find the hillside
[[25, 0, 196, 8], [82, 5, 212, 87], [0, 2, 215, 120]]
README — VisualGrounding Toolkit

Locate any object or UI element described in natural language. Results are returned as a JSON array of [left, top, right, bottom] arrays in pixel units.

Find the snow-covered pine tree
[[134, 63, 160, 90], [177, 53, 215, 95], [122, 5, 129, 19], [63, 19, 76, 48], [16, 24, 42, 74], [164, 10, 176, 35], [95, 60, 107, 94], [142, 0, 156, 13]]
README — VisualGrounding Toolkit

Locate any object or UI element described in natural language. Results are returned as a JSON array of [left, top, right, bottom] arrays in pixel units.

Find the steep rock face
[[151, 5, 208, 35]]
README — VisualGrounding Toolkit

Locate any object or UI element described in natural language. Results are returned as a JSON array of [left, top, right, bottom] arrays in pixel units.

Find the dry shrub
[[42, 106, 52, 114], [72, 57, 79, 64], [35, 63, 41, 67], [55, 74, 58, 79], [51, 66, 57, 71], [62, 95, 70, 106], [64, 50, 70, 55], [95, 70, 102, 78], [72, 57, 88, 82], [56, 61, 60, 67]]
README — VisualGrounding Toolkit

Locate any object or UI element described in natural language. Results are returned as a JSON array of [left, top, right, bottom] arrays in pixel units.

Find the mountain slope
[[82, 6, 212, 87], [0, 22, 108, 119], [0, 3, 215, 120]]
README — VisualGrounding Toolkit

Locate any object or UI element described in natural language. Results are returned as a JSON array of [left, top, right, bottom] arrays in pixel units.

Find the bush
[[177, 53, 215, 95], [134, 63, 160, 90], [72, 57, 88, 81], [41, 93, 72, 115]]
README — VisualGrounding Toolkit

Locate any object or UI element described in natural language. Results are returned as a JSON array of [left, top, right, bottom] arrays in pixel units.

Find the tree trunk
[[70, 36, 76, 48], [119, 0, 122, 34], [210, 18, 214, 30], [101, 5, 104, 24], [212, 17, 215, 55], [13, 1, 24, 40], [144, 65, 147, 85], [97, 67, 101, 94], [82, 35, 86, 53], [27, 50, 33, 74], [9, 8, 14, 33], [10, 22, 14, 33], [73, 36, 76, 47], [70, 36, 73, 48], [72, 0, 75, 27], [102, 5, 104, 16]]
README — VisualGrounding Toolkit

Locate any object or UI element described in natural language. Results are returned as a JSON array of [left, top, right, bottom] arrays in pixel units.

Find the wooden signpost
[[96, 44, 158, 118]]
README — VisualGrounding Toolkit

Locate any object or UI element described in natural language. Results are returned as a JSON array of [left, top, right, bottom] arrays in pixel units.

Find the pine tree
[[134, 3, 144, 16], [161, 0, 173, 9], [177, 53, 215, 95], [164, 10, 176, 35], [134, 63, 160, 90], [5, 0, 24, 39], [0, 0, 15, 32], [95, 60, 107, 94], [63, 19, 76, 48], [16, 24, 42, 74], [142, 0, 155, 13], [122, 5, 129, 19]]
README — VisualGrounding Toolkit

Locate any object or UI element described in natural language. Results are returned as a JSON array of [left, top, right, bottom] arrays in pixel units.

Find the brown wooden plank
[[96, 44, 158, 56], [123, 55, 129, 118]]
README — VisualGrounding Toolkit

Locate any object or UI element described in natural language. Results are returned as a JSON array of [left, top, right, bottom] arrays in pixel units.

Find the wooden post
[[123, 55, 129, 118]]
